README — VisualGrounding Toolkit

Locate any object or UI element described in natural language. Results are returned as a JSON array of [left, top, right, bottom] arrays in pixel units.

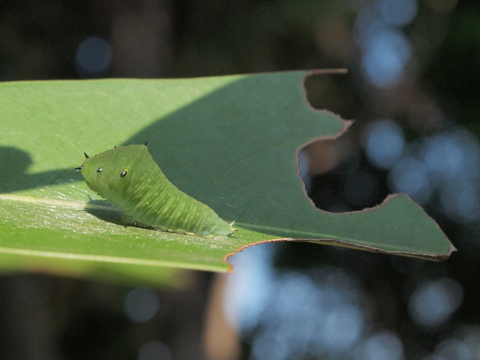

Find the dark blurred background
[[1, 0, 479, 359]]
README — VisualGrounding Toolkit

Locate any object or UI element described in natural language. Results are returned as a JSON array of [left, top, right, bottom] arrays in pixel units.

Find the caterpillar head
[[76, 144, 148, 197]]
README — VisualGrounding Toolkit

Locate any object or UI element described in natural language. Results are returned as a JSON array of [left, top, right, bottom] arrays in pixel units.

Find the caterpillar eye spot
[[96, 168, 102, 172], [120, 170, 128, 178]]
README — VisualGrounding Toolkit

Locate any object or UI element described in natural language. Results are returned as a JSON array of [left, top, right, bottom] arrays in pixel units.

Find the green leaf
[[0, 71, 455, 283]]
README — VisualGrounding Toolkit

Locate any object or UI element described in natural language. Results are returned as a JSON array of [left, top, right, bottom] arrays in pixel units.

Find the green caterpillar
[[75, 143, 235, 236]]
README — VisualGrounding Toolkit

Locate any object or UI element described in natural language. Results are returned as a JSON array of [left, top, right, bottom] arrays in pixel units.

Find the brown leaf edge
[[224, 69, 457, 273]]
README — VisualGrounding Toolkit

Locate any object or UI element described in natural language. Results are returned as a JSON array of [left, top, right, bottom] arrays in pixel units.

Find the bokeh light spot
[[436, 339, 473, 360], [389, 156, 432, 205], [362, 30, 412, 87], [422, 134, 465, 181], [356, 332, 404, 360], [322, 305, 364, 350], [441, 182, 480, 223], [124, 287, 159, 323], [364, 119, 405, 169], [409, 278, 463, 327], [75, 36, 112, 77]]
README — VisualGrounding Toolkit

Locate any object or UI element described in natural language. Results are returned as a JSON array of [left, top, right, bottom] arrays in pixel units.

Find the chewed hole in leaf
[[301, 137, 390, 213], [301, 73, 389, 213]]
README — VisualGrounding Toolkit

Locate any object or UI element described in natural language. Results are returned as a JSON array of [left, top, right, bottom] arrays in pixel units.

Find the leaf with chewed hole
[[0, 70, 455, 284]]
